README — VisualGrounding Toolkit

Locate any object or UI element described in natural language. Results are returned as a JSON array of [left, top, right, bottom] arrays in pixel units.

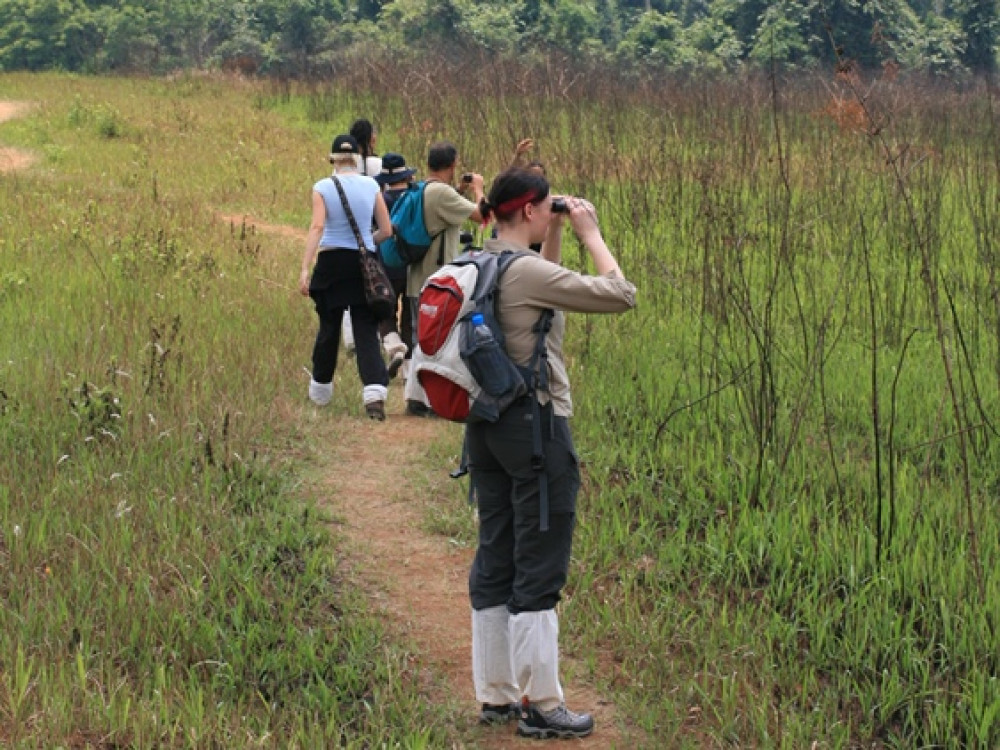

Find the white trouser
[[510, 609, 564, 711], [472, 606, 519, 705]]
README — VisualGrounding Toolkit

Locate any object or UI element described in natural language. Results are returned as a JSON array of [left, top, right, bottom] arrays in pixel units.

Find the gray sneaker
[[517, 701, 594, 739]]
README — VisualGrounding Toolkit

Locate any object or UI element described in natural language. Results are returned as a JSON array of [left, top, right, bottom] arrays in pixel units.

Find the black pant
[[310, 294, 387, 387], [467, 399, 580, 613]]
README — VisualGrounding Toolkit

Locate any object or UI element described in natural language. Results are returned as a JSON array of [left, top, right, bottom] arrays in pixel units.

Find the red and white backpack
[[412, 250, 553, 423]]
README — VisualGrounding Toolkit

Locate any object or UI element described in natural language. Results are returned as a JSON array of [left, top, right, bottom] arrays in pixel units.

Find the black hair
[[525, 159, 547, 176], [349, 118, 375, 162], [479, 168, 551, 224], [427, 141, 458, 171]]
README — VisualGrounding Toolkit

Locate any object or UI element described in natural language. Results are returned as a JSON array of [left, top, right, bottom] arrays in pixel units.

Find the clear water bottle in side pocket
[[463, 312, 526, 399]]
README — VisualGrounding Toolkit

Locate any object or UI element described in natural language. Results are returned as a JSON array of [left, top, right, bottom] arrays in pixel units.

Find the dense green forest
[[0, 0, 996, 76]]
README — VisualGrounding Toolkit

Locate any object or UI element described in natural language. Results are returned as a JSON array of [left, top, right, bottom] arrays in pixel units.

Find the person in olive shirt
[[403, 141, 486, 416]]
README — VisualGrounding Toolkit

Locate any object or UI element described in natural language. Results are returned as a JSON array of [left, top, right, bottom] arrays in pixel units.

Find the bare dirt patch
[[217, 213, 307, 243], [0, 101, 33, 123], [0, 101, 37, 174], [0, 147, 35, 173]]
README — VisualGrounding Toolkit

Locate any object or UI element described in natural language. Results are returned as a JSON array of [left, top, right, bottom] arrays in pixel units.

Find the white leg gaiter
[[471, 606, 519, 705], [510, 609, 564, 711], [362, 384, 388, 405], [308, 378, 333, 406], [382, 331, 407, 358]]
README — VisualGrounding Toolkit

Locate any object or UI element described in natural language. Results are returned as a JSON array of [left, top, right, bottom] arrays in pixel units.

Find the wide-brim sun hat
[[376, 152, 417, 185]]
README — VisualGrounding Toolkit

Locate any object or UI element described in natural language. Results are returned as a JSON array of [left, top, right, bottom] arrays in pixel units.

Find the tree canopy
[[0, 0, 996, 76]]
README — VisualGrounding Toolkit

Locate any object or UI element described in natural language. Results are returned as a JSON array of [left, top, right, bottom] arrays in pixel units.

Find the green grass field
[[1, 65, 998, 748]]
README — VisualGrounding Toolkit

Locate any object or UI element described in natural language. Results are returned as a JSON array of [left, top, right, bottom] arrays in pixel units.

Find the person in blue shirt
[[299, 134, 393, 420]]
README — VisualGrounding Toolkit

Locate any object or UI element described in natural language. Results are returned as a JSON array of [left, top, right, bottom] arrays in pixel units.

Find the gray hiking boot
[[517, 701, 594, 739]]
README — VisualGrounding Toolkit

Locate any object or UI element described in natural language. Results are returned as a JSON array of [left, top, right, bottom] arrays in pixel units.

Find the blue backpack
[[379, 180, 444, 268]]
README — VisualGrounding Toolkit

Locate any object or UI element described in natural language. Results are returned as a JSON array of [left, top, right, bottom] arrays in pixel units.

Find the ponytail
[[478, 197, 495, 224], [349, 118, 375, 167]]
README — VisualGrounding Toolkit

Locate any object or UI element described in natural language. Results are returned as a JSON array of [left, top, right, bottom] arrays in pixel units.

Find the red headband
[[495, 190, 539, 218]]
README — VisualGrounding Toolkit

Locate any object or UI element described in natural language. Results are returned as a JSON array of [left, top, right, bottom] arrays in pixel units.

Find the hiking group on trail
[[298, 119, 637, 740]]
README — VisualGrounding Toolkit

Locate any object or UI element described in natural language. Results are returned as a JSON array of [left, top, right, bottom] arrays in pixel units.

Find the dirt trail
[[305, 398, 622, 748], [0, 94, 626, 744], [0, 101, 37, 173], [225, 181, 626, 746]]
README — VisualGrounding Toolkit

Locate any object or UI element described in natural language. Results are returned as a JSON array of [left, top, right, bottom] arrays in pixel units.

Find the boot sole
[[516, 724, 594, 739]]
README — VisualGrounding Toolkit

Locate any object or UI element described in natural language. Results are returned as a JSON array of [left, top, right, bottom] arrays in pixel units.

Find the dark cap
[[330, 134, 360, 156]]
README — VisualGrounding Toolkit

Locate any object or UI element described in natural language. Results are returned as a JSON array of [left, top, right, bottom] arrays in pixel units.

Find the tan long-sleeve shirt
[[486, 238, 637, 417]]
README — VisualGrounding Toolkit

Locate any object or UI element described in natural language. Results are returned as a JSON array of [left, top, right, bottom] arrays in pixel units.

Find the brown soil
[[216, 213, 307, 242], [0, 101, 37, 173]]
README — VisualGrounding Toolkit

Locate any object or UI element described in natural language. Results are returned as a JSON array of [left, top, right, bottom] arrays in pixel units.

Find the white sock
[[308, 378, 332, 406], [382, 331, 407, 358], [362, 384, 387, 405]]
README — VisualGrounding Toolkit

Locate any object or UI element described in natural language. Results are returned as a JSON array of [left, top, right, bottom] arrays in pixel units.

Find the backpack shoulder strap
[[495, 248, 531, 272], [434, 230, 448, 266], [493, 249, 555, 530], [492, 250, 554, 385]]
